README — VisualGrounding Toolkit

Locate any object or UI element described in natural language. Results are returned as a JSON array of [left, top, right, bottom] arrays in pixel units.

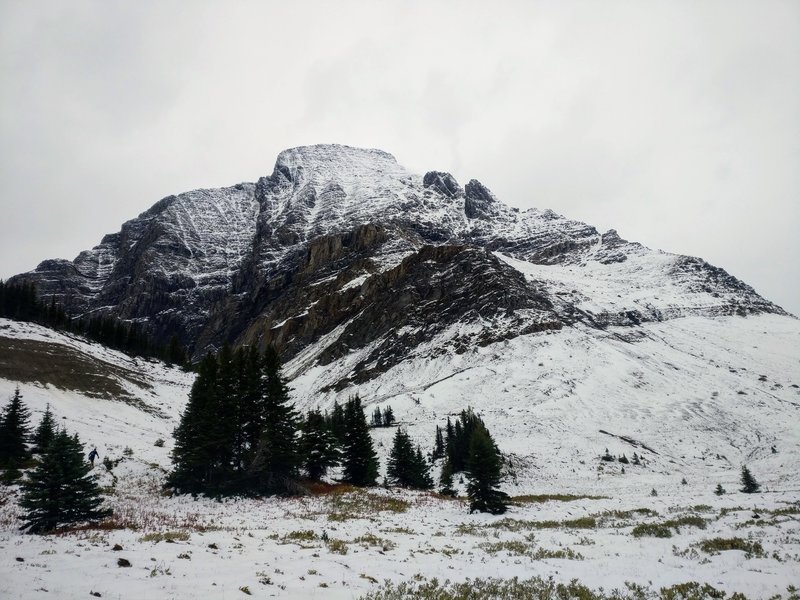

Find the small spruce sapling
[[439, 460, 456, 497], [714, 483, 726, 496], [740, 465, 760, 494]]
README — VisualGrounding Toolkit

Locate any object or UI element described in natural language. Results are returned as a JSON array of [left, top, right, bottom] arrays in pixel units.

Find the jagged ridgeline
[[8, 144, 784, 389]]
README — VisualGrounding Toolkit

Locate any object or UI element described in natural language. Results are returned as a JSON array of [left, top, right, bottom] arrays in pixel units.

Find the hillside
[[1, 313, 799, 598]]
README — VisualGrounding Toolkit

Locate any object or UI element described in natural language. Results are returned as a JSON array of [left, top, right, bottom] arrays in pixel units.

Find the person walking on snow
[[88, 447, 99, 466]]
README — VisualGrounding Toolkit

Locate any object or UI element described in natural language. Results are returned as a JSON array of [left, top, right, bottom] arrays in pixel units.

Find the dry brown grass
[[0, 336, 163, 415]]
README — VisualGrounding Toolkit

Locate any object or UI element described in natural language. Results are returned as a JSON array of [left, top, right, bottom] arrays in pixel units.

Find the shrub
[[326, 538, 348, 555], [632, 516, 706, 538], [632, 523, 673, 538], [698, 537, 765, 557]]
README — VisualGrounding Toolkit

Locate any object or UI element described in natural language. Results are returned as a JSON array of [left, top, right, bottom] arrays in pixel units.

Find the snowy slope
[[289, 311, 800, 494], [0, 318, 192, 467], [1, 318, 800, 599]]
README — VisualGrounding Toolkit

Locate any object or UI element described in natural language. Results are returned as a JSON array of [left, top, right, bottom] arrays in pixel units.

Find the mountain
[[10, 144, 786, 390], [2, 146, 799, 598], [7, 143, 798, 489]]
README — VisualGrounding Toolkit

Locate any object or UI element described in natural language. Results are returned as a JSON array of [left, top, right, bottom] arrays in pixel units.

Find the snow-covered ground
[[1, 316, 799, 598]]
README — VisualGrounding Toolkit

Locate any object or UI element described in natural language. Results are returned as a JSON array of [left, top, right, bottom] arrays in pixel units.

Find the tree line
[[0, 280, 188, 366], [167, 345, 510, 514]]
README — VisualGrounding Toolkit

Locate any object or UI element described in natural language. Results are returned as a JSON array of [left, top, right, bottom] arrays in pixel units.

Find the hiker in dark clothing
[[88, 447, 99, 466]]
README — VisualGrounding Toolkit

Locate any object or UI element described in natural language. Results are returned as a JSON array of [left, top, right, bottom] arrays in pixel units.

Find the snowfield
[[1, 316, 799, 599]]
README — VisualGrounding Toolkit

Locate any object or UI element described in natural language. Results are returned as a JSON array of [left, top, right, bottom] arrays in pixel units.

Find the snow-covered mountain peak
[[10, 144, 788, 373], [270, 144, 408, 188]]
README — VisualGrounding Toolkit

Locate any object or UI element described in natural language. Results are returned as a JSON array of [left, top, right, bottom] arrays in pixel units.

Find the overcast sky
[[1, 1, 798, 314]]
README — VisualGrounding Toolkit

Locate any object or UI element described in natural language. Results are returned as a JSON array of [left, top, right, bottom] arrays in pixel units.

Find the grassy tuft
[[359, 575, 748, 599], [511, 494, 607, 504], [138, 531, 190, 543]]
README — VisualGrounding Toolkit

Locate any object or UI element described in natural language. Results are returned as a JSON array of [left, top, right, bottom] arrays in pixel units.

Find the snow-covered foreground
[[1, 478, 799, 599], [1, 316, 799, 598]]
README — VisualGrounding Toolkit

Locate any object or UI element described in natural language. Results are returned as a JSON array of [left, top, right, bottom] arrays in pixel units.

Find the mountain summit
[[12, 144, 786, 390]]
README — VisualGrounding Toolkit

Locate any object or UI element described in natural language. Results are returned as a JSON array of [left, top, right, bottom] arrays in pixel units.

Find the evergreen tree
[[341, 396, 378, 486], [247, 347, 300, 494], [19, 429, 111, 533], [465, 425, 508, 514], [328, 401, 346, 445], [433, 425, 445, 459], [740, 465, 761, 493], [0, 387, 31, 468], [714, 483, 726, 496], [32, 404, 56, 454], [439, 459, 456, 497], [371, 407, 383, 428], [413, 446, 434, 489], [445, 417, 455, 463], [168, 353, 219, 493], [452, 420, 465, 471], [208, 344, 237, 488], [300, 410, 340, 480], [387, 429, 415, 487], [165, 335, 187, 366], [238, 346, 264, 469], [383, 406, 395, 427]]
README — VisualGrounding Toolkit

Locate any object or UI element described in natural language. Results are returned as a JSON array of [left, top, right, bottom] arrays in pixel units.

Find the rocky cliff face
[[12, 144, 786, 389]]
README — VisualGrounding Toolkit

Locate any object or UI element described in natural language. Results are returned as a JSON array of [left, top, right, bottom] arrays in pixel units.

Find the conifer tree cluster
[[168, 346, 379, 495], [387, 429, 433, 489], [441, 409, 497, 473], [168, 345, 297, 495], [370, 405, 395, 428], [435, 408, 508, 513], [0, 280, 188, 365], [0, 389, 110, 533]]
